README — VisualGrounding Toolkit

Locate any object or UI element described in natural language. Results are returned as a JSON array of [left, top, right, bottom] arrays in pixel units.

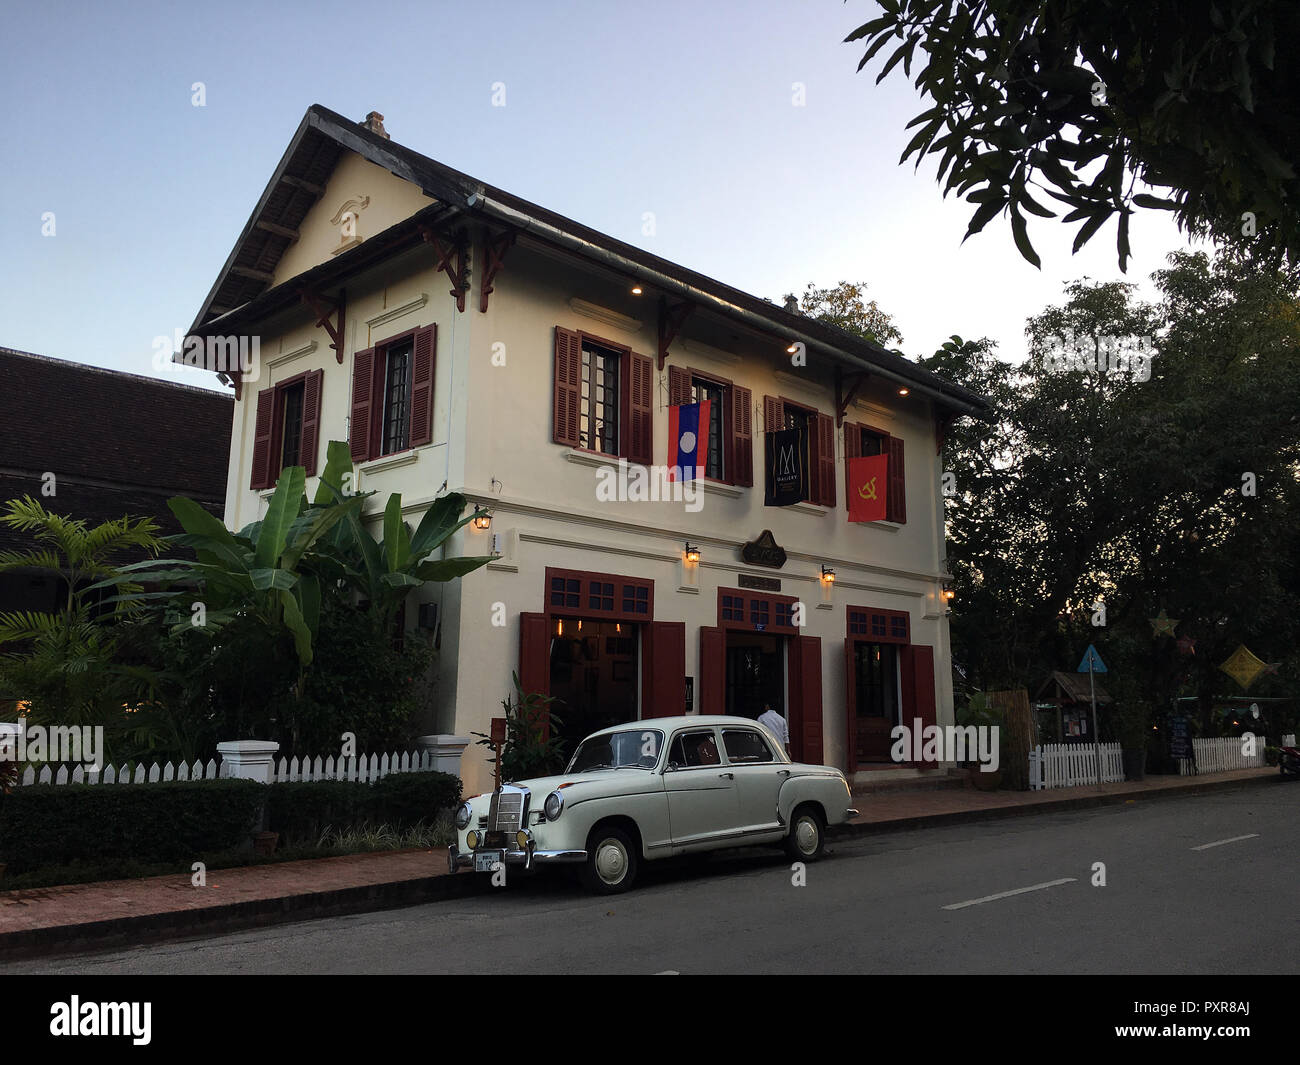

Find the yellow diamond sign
[[1219, 644, 1267, 691]]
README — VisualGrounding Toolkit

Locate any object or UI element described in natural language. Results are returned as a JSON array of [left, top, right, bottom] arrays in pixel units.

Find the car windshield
[[567, 729, 664, 772]]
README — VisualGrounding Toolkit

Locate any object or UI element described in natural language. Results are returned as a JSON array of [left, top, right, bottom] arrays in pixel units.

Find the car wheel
[[581, 826, 639, 894], [784, 806, 825, 862]]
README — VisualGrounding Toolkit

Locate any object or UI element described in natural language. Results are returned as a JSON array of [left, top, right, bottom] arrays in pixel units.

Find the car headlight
[[454, 801, 473, 830], [544, 790, 564, 821]]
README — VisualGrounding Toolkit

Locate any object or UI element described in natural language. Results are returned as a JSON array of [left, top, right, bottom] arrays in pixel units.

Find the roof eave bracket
[[420, 225, 470, 312], [834, 366, 870, 427], [478, 229, 515, 313], [657, 297, 693, 371], [299, 287, 347, 363]]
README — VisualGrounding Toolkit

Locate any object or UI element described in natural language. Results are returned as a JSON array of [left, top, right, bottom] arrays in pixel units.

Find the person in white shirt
[[757, 703, 790, 755]]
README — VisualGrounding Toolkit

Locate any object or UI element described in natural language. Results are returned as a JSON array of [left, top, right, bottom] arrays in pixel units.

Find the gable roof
[[191, 104, 989, 416], [1035, 671, 1113, 705]]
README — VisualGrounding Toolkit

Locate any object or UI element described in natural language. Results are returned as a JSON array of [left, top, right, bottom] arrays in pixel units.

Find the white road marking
[[1191, 833, 1259, 851], [943, 878, 1077, 910]]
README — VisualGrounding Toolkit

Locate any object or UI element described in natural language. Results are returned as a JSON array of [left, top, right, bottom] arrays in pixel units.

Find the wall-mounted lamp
[[631, 282, 643, 295], [820, 565, 836, 584], [786, 342, 799, 354], [472, 510, 492, 530], [898, 387, 910, 396], [684, 542, 701, 564], [942, 581, 955, 602]]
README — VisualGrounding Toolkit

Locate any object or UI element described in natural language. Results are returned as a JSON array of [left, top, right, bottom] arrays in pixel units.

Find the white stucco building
[[189, 106, 988, 795]]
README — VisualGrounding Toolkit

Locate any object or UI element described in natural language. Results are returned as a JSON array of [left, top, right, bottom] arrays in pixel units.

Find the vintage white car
[[449, 715, 858, 893]]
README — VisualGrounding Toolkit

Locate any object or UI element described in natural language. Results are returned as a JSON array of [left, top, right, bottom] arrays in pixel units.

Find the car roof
[[585, 716, 766, 739]]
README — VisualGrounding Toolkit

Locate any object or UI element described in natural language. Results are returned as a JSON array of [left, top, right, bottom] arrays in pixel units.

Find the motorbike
[[1280, 745, 1300, 778]]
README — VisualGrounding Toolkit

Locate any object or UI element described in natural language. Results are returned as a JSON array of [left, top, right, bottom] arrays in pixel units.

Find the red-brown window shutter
[[887, 435, 907, 523], [900, 644, 936, 737], [349, 347, 376, 462], [300, 369, 323, 475], [813, 411, 835, 508], [844, 639, 858, 774], [763, 394, 783, 432], [409, 324, 436, 447], [785, 635, 824, 764], [552, 327, 582, 447], [667, 365, 692, 406], [626, 352, 653, 465], [643, 621, 686, 717], [731, 385, 753, 486], [519, 612, 551, 739], [699, 626, 725, 714], [250, 387, 275, 490], [843, 421, 861, 508]]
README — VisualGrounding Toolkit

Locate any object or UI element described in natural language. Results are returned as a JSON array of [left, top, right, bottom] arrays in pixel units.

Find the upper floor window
[[764, 395, 835, 507], [666, 365, 753, 488], [349, 324, 437, 464], [844, 421, 906, 523], [691, 377, 726, 481], [580, 342, 620, 455], [381, 339, 413, 456], [552, 327, 653, 465], [280, 380, 305, 469], [250, 369, 323, 489]]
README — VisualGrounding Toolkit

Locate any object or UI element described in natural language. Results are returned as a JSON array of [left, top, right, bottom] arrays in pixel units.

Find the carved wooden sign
[[740, 530, 787, 569]]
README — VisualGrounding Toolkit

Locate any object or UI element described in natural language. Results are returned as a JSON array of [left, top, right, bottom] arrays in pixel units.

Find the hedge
[[265, 770, 462, 845], [0, 778, 265, 874]]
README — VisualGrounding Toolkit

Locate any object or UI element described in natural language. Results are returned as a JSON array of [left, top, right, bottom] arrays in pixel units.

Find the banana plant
[[110, 466, 365, 667], [313, 440, 495, 624]]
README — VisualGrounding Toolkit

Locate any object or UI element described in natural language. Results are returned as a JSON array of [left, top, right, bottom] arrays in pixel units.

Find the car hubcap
[[596, 839, 627, 884], [796, 818, 818, 855]]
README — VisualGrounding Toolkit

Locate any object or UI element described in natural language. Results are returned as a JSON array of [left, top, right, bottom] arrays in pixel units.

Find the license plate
[[475, 850, 504, 873]]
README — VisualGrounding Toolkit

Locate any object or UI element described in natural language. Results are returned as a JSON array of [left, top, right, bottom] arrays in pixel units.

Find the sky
[[0, 0, 1201, 393]]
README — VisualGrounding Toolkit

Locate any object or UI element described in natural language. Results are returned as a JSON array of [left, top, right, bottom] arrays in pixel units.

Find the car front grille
[[487, 787, 526, 833]]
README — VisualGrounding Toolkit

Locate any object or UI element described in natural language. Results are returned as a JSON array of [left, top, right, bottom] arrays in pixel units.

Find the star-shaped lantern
[[1149, 609, 1179, 637], [1219, 644, 1268, 691], [1176, 635, 1196, 656]]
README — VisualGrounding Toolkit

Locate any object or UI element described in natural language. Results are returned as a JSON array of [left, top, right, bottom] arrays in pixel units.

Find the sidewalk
[[0, 767, 1279, 960]]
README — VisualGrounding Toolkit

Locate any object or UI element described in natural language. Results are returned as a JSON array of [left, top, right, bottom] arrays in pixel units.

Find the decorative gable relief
[[330, 195, 371, 255]]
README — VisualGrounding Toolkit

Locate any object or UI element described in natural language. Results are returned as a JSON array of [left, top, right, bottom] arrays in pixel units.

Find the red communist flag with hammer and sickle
[[847, 454, 889, 522]]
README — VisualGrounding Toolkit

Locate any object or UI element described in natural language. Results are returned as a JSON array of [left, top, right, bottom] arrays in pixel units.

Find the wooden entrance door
[[849, 640, 899, 764]]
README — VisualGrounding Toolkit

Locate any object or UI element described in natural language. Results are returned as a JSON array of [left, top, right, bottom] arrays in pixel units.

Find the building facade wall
[[220, 151, 956, 796]]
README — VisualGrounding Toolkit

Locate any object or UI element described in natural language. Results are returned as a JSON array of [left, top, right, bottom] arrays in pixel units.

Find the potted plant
[[473, 672, 567, 784], [1114, 701, 1151, 781], [957, 692, 1004, 790]]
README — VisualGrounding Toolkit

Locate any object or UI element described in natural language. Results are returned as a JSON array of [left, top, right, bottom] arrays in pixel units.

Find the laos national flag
[[668, 400, 711, 481]]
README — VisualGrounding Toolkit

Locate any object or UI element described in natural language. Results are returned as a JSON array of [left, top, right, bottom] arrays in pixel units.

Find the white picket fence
[[1284, 734, 1296, 748], [1029, 742, 1124, 790], [1178, 736, 1269, 775], [271, 750, 438, 783], [11, 749, 435, 787], [18, 759, 227, 786]]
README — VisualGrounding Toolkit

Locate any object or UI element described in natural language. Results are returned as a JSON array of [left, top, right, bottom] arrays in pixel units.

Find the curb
[[830, 771, 1278, 839], [1, 772, 1278, 961], [0, 866, 485, 963]]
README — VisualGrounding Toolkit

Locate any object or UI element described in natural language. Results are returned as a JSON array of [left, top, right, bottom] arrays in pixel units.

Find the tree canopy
[[848, 1, 1300, 269]]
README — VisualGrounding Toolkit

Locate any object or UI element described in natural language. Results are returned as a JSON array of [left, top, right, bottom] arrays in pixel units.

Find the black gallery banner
[[764, 426, 809, 507]]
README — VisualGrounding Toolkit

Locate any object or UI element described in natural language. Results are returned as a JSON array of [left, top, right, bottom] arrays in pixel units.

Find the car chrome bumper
[[448, 844, 587, 873]]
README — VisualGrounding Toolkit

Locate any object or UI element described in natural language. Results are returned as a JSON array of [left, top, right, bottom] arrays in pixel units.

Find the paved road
[[7, 783, 1297, 974]]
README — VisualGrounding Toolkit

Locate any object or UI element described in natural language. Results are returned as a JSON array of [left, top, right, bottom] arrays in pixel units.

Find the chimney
[[363, 111, 389, 139]]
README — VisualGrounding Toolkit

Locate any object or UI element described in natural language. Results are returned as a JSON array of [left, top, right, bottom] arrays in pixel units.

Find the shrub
[[265, 771, 461, 846], [264, 780, 367, 846], [368, 769, 461, 826], [0, 778, 265, 874]]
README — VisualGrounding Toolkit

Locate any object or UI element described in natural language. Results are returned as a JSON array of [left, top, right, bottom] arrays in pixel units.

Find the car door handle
[[777, 769, 791, 777], [719, 772, 734, 779]]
